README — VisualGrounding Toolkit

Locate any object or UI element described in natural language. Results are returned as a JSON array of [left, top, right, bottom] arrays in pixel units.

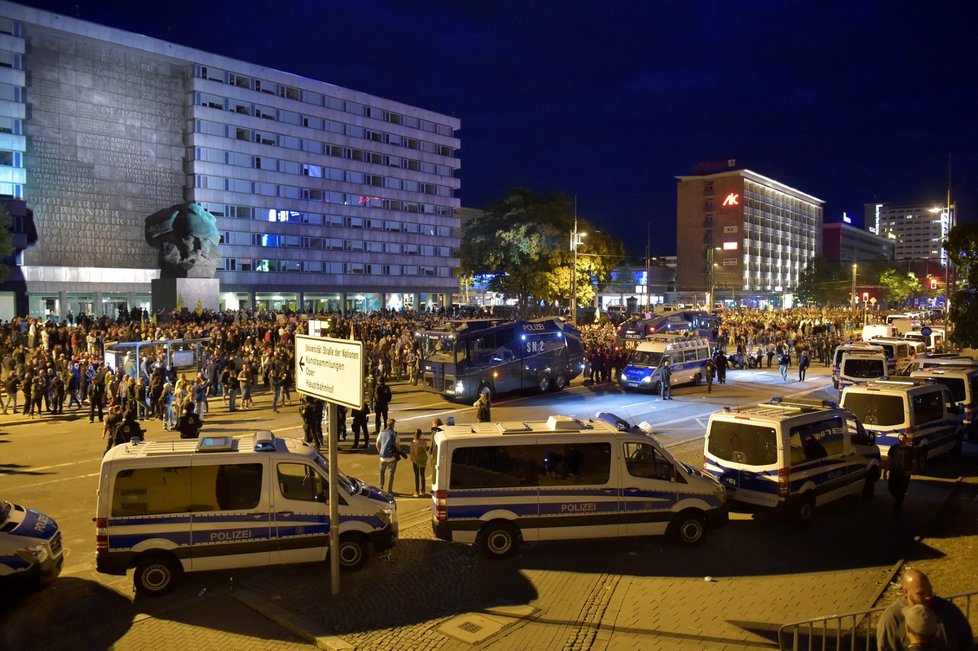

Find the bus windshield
[[417, 332, 457, 362], [629, 350, 663, 368]]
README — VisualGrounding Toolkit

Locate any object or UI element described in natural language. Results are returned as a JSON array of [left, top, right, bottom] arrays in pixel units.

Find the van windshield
[[843, 359, 886, 379], [313, 454, 357, 495], [0, 500, 8, 520], [707, 421, 777, 466], [840, 393, 905, 427], [629, 350, 663, 367]]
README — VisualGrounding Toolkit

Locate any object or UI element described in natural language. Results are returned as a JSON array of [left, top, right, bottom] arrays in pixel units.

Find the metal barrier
[[778, 589, 978, 651]]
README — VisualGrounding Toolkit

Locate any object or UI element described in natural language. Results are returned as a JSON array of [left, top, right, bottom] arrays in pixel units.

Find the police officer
[[660, 359, 673, 400], [888, 434, 914, 514]]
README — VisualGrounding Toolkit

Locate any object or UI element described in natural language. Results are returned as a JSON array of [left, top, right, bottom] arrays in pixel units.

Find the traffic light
[[930, 277, 938, 290]]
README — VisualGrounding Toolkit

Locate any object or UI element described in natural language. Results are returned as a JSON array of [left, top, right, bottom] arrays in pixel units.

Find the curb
[[231, 587, 353, 651]]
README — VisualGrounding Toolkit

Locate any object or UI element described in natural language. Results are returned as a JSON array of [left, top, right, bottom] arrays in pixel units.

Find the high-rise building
[[822, 221, 894, 263], [0, 2, 461, 318], [864, 202, 952, 266], [676, 168, 823, 304]]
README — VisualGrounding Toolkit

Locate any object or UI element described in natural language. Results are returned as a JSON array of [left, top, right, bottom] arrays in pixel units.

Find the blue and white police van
[[619, 334, 712, 392], [703, 397, 881, 524], [430, 413, 728, 557], [96, 431, 397, 595], [840, 379, 965, 468], [1, 500, 64, 585]]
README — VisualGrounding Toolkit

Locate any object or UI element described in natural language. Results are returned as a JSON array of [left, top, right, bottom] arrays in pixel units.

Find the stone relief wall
[[23, 28, 186, 269]]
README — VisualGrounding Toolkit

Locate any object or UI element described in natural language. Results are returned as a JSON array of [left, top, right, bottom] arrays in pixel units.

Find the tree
[[879, 269, 919, 306], [458, 188, 623, 316], [944, 223, 978, 348], [0, 205, 15, 284], [796, 258, 850, 305]]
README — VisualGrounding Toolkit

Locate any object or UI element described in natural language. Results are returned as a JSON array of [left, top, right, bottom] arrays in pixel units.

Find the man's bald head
[[901, 568, 934, 606]]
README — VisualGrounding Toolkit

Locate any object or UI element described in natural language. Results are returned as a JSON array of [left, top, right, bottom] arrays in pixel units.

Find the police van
[[837, 348, 889, 392], [868, 337, 916, 374], [840, 379, 965, 468], [619, 334, 712, 392], [96, 431, 397, 595], [831, 342, 885, 389], [902, 355, 978, 375], [430, 413, 728, 557], [703, 398, 881, 524], [1, 500, 64, 585], [910, 366, 978, 440]]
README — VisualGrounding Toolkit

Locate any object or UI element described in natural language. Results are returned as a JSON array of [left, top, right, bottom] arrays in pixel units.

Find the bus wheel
[[134, 554, 181, 596], [552, 372, 567, 391], [537, 374, 552, 393], [670, 511, 706, 547], [479, 521, 519, 558]]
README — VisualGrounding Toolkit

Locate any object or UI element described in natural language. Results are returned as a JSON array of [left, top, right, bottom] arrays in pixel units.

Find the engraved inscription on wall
[[23, 29, 187, 269]]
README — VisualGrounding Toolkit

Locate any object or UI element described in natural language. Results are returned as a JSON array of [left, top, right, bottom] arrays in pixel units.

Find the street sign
[[921, 326, 932, 337], [294, 335, 364, 410]]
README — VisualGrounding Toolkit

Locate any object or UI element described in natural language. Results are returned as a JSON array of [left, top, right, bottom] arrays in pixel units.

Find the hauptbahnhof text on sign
[[294, 335, 364, 410]]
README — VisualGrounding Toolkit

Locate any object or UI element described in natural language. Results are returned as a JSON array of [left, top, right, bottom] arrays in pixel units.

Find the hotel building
[[0, 1, 461, 319], [676, 168, 823, 305]]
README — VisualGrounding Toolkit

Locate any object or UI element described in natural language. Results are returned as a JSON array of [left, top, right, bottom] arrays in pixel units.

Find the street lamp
[[570, 217, 586, 325], [931, 202, 955, 329], [850, 263, 857, 310]]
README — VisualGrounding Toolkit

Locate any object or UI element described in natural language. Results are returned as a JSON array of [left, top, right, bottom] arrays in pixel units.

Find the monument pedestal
[[152, 278, 220, 313]]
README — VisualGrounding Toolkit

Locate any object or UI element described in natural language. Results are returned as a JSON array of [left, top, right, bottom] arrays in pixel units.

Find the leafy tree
[[0, 205, 15, 284], [879, 269, 919, 306], [944, 223, 978, 348], [796, 258, 850, 305], [459, 188, 623, 316]]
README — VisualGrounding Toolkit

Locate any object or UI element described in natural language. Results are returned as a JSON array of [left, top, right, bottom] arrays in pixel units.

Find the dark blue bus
[[417, 318, 585, 401]]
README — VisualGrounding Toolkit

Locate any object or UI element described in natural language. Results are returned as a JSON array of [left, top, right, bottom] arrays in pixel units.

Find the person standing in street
[[705, 357, 716, 393], [660, 359, 673, 400], [779, 350, 791, 381], [474, 388, 492, 422], [177, 401, 203, 439], [714, 350, 728, 384], [877, 568, 973, 651], [373, 376, 392, 434], [376, 418, 401, 494], [798, 350, 810, 382], [351, 401, 370, 448], [409, 428, 429, 497], [888, 434, 914, 514]]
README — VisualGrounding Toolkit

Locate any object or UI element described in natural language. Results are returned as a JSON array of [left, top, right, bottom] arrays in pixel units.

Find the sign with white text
[[294, 335, 364, 409]]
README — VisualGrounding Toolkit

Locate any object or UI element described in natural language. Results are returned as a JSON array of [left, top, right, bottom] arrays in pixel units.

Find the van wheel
[[552, 372, 567, 392], [862, 466, 881, 498], [793, 494, 815, 526], [670, 511, 707, 547], [916, 446, 928, 472], [479, 521, 519, 558], [952, 431, 963, 456], [134, 555, 181, 596], [692, 373, 702, 387], [537, 374, 551, 393], [338, 533, 369, 570]]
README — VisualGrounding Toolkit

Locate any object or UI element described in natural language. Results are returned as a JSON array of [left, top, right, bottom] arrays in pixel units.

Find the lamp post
[[850, 263, 857, 310], [570, 216, 586, 325]]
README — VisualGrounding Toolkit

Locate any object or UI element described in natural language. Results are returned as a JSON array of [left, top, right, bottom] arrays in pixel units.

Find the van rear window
[[840, 393, 904, 427], [843, 359, 886, 379], [707, 421, 777, 466], [449, 442, 611, 489], [927, 377, 966, 402], [111, 463, 263, 516]]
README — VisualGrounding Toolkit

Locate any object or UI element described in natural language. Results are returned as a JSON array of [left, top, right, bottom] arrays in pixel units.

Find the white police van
[[96, 431, 397, 595], [837, 348, 889, 392], [431, 413, 728, 557], [868, 337, 916, 375], [840, 379, 964, 468], [619, 334, 712, 392], [910, 366, 978, 440], [831, 342, 885, 389], [1, 500, 64, 585], [703, 397, 881, 524]]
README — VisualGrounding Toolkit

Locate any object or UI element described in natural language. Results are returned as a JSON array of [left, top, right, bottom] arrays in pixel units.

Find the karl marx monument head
[[144, 202, 221, 278]]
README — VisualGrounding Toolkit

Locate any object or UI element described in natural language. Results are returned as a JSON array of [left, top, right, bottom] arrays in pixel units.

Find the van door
[[620, 441, 677, 536], [188, 460, 271, 571], [271, 461, 331, 564], [533, 440, 616, 541]]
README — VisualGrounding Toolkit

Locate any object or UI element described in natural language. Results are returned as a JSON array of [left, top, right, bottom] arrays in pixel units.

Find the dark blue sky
[[16, 0, 978, 255]]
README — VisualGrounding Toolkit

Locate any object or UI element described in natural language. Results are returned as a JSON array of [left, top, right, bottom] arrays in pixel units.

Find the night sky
[[13, 0, 978, 255]]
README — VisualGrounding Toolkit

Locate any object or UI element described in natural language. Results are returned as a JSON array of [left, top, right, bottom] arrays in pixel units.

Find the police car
[[1, 500, 64, 585]]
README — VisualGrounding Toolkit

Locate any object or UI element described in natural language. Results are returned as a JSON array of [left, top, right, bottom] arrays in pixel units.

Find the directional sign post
[[921, 326, 932, 338], [294, 335, 364, 595]]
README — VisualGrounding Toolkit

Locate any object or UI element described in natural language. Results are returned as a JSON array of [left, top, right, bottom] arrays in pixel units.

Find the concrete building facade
[[822, 221, 894, 263], [864, 202, 952, 266], [676, 168, 823, 305], [0, 2, 461, 319]]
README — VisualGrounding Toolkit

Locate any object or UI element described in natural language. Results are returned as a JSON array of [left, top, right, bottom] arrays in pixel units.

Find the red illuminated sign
[[721, 193, 739, 207], [930, 278, 938, 289]]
